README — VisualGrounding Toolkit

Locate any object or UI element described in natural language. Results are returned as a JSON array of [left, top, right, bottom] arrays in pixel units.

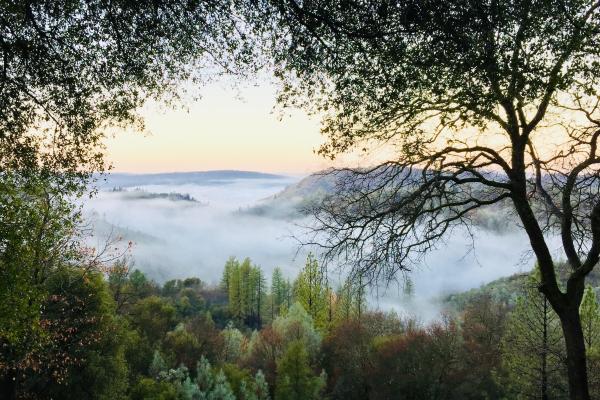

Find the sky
[[104, 78, 330, 175]]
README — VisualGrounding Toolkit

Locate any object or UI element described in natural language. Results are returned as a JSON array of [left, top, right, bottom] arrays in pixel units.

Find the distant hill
[[243, 170, 515, 232], [442, 266, 600, 312], [95, 170, 288, 189], [241, 172, 339, 219], [108, 187, 206, 204]]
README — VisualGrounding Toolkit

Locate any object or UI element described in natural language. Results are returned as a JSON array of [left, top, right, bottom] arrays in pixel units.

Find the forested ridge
[[2, 252, 599, 399]]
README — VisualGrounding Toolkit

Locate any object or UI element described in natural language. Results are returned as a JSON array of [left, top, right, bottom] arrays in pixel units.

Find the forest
[[3, 251, 599, 399]]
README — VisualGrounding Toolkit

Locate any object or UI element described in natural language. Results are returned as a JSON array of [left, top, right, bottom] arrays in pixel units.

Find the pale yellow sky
[[104, 79, 331, 175]]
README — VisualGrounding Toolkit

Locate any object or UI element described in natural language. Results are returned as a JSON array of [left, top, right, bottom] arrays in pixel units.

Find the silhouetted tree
[[254, 1, 600, 397]]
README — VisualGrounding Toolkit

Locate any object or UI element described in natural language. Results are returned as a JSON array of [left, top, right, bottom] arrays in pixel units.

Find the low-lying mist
[[84, 173, 559, 320]]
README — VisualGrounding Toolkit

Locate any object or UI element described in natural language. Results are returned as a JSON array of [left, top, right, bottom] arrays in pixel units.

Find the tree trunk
[[558, 307, 591, 400]]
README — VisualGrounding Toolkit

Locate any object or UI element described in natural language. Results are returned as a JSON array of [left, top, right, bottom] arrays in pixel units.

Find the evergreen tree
[[221, 257, 239, 293], [240, 380, 257, 400], [149, 350, 168, 379], [272, 303, 322, 362], [250, 266, 267, 329], [180, 376, 202, 400], [221, 322, 244, 363], [254, 370, 270, 400], [335, 279, 356, 323], [228, 262, 242, 321], [501, 270, 567, 398], [196, 356, 214, 394], [239, 258, 253, 320], [271, 268, 286, 319], [274, 340, 325, 400], [580, 286, 600, 397], [208, 370, 236, 400], [294, 254, 327, 329], [580, 286, 600, 351]]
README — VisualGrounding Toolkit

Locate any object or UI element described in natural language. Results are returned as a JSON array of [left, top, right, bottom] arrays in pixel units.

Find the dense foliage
[[2, 252, 599, 399]]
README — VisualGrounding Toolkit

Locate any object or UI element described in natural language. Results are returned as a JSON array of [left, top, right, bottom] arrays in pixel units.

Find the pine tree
[[271, 268, 285, 319], [335, 279, 355, 323], [240, 380, 257, 400], [180, 376, 202, 400], [254, 266, 267, 329], [580, 285, 600, 397], [274, 340, 325, 400], [254, 370, 270, 400], [580, 285, 600, 351], [208, 370, 236, 400], [283, 279, 293, 311], [149, 350, 168, 379], [501, 269, 567, 398], [294, 254, 327, 329], [228, 261, 242, 320], [196, 356, 214, 393], [221, 257, 238, 293], [239, 258, 253, 321]]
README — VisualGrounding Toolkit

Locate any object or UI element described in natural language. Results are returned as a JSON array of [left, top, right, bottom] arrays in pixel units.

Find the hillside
[[244, 170, 517, 234], [443, 266, 600, 311]]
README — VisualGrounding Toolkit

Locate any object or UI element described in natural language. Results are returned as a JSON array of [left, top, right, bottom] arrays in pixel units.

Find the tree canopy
[[1, 0, 259, 176], [252, 1, 600, 398]]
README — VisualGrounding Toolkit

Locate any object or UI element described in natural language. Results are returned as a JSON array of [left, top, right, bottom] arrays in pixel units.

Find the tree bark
[[558, 306, 591, 400]]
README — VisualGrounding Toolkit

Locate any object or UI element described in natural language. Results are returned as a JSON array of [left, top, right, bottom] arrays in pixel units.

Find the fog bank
[[84, 173, 558, 320]]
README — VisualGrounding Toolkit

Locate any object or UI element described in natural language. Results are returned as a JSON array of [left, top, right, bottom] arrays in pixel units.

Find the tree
[[228, 260, 243, 321], [209, 370, 236, 400], [368, 323, 463, 400], [250, 265, 268, 329], [254, 370, 271, 400], [256, 1, 600, 397], [0, 174, 83, 392], [8, 267, 129, 399], [221, 322, 245, 363], [223, 258, 266, 327], [294, 254, 327, 329], [1, 2, 259, 390], [459, 294, 508, 398], [272, 303, 322, 361], [130, 378, 178, 400], [163, 327, 205, 374], [150, 350, 169, 379], [322, 319, 373, 400], [245, 326, 284, 390], [580, 286, 600, 352], [129, 296, 177, 345], [580, 286, 600, 396], [271, 268, 287, 319], [0, 0, 259, 176], [221, 257, 239, 294], [501, 271, 568, 398], [274, 340, 325, 400]]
